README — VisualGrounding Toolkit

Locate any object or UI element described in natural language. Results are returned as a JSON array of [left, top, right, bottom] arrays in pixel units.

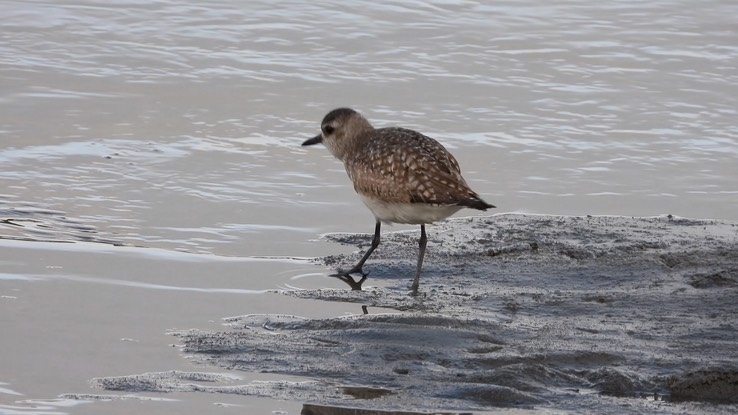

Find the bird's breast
[[359, 194, 462, 225]]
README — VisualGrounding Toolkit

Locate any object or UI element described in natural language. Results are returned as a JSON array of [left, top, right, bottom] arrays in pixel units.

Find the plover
[[303, 108, 494, 295]]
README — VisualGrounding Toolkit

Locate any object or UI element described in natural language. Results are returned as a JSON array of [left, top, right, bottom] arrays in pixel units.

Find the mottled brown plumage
[[346, 127, 486, 210], [302, 108, 494, 295]]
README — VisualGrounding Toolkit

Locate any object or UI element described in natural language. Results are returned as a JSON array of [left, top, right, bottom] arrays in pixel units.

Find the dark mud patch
[[670, 369, 738, 403], [301, 403, 475, 415], [99, 215, 738, 413]]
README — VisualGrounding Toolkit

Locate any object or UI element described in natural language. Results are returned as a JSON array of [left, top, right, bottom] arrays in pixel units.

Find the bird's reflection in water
[[332, 273, 367, 291]]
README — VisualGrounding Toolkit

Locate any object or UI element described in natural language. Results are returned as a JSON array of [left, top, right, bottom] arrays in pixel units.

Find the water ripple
[[1, 0, 737, 254]]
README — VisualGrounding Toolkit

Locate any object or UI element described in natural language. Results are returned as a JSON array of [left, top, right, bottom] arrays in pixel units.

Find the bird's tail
[[460, 196, 495, 211]]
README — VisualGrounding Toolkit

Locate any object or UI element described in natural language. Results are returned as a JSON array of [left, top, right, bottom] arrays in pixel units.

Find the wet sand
[[3, 1, 738, 414], [81, 214, 738, 414]]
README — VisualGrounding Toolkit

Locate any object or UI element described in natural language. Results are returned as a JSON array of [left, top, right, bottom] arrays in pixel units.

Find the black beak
[[302, 134, 322, 146]]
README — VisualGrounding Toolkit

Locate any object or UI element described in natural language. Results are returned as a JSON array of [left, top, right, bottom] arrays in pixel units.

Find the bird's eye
[[322, 125, 335, 135]]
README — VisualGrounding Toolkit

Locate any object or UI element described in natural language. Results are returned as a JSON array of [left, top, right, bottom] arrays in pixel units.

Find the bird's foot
[[331, 268, 369, 290], [410, 276, 421, 297], [332, 265, 369, 278], [409, 284, 420, 297]]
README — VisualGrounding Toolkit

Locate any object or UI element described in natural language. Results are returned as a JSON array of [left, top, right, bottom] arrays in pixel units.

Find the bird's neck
[[331, 126, 374, 162]]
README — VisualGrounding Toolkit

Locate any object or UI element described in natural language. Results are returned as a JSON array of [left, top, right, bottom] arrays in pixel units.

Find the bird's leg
[[410, 224, 427, 296], [332, 221, 381, 289]]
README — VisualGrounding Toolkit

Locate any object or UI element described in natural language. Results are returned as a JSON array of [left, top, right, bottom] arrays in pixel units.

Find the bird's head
[[302, 108, 373, 161]]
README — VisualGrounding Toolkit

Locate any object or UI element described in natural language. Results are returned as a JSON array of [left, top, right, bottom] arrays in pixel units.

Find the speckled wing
[[347, 128, 485, 208]]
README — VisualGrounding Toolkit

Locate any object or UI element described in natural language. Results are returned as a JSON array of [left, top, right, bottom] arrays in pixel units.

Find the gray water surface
[[1, 1, 737, 413]]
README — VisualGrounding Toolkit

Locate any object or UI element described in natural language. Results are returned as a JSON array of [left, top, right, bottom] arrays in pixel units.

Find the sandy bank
[[92, 214, 738, 414]]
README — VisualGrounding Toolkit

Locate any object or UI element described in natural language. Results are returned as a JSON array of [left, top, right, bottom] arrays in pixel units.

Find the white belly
[[360, 195, 462, 225]]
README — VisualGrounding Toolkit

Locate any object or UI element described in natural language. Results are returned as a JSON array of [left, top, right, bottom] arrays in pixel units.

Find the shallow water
[[1, 0, 737, 414]]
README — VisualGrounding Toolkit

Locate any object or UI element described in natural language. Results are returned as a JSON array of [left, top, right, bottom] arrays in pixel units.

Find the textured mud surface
[[93, 215, 738, 413]]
